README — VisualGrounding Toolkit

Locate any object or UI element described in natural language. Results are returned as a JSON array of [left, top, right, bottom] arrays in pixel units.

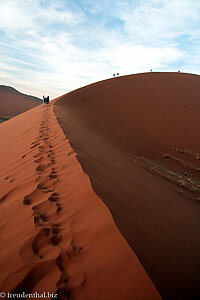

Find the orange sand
[[0, 103, 161, 299]]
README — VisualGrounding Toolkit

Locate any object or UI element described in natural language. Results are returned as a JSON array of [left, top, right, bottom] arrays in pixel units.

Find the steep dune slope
[[54, 72, 200, 300], [0, 85, 41, 121], [0, 103, 160, 299]]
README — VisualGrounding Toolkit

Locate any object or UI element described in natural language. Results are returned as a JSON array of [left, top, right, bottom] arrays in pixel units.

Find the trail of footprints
[[19, 106, 85, 299], [21, 108, 61, 258]]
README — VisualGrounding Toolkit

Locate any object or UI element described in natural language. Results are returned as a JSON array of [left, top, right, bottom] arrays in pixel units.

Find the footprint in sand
[[31, 140, 40, 145], [37, 182, 48, 191], [33, 216, 42, 227], [31, 228, 51, 255], [0, 192, 10, 203], [67, 240, 83, 259], [50, 235, 62, 246], [30, 143, 40, 149], [55, 248, 85, 299], [9, 178, 16, 183], [4, 175, 16, 183], [36, 165, 45, 174], [42, 189, 54, 194], [35, 164, 52, 174], [33, 151, 43, 158], [42, 137, 48, 141], [38, 145, 44, 150], [48, 192, 59, 203], [0, 188, 16, 203], [51, 158, 56, 164], [56, 203, 62, 213], [32, 197, 58, 224], [37, 177, 57, 192], [39, 128, 49, 134], [40, 214, 49, 222], [34, 157, 44, 163], [49, 174, 57, 179], [39, 134, 47, 139], [32, 199, 52, 213], [52, 227, 60, 235], [23, 195, 32, 205], [23, 188, 44, 206]]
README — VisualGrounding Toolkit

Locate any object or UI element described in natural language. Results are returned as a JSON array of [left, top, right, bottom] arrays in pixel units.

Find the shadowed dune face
[[54, 72, 200, 300], [0, 86, 41, 120]]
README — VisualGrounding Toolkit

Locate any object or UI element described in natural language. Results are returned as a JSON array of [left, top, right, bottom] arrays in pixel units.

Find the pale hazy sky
[[0, 0, 200, 99]]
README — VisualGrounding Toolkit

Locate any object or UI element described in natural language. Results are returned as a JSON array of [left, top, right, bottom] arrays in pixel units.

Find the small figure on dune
[[43, 95, 50, 106], [43, 95, 46, 106]]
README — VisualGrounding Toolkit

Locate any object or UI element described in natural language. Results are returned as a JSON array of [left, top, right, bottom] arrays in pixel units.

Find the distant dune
[[0, 85, 42, 121], [54, 72, 200, 299]]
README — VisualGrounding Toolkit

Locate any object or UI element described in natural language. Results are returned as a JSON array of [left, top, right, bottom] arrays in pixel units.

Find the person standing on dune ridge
[[43, 95, 50, 106], [43, 95, 46, 107]]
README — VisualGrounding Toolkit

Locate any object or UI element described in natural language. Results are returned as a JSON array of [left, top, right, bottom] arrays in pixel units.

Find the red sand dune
[[0, 102, 160, 299], [54, 72, 200, 300], [0, 85, 41, 121]]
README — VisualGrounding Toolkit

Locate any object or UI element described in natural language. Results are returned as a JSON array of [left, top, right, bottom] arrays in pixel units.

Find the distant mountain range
[[0, 85, 42, 122]]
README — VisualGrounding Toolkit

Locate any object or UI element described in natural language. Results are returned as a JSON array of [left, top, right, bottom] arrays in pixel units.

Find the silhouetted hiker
[[43, 95, 50, 106], [43, 95, 46, 106]]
